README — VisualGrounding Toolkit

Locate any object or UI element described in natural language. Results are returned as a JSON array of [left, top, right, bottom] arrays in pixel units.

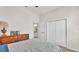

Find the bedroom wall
[[39, 6, 79, 51], [0, 6, 39, 39]]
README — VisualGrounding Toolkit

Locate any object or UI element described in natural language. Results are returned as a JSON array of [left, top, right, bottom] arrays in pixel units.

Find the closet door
[[47, 22, 56, 44], [56, 20, 66, 47]]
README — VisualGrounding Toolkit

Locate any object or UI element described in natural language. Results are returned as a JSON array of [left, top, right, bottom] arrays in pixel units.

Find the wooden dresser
[[0, 34, 29, 44]]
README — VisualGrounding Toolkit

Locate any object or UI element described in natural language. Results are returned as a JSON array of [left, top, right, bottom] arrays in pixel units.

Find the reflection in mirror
[[33, 23, 38, 38]]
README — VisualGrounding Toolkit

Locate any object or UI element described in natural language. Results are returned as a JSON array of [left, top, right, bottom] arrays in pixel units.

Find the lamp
[[0, 21, 9, 36]]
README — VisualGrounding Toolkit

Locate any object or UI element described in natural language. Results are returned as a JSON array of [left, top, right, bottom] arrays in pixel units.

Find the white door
[[47, 22, 56, 44], [56, 20, 66, 47], [47, 19, 67, 47]]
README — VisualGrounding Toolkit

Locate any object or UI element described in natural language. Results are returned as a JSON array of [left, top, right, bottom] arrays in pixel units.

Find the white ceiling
[[24, 6, 60, 15]]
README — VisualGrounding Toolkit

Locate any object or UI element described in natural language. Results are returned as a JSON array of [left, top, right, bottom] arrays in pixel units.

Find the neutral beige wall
[[0, 7, 39, 39], [39, 7, 79, 51]]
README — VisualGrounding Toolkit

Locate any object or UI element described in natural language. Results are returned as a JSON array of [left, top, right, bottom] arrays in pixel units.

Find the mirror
[[33, 23, 38, 38]]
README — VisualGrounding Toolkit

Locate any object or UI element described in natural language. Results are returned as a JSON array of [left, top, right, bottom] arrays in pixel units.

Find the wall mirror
[[33, 23, 38, 38]]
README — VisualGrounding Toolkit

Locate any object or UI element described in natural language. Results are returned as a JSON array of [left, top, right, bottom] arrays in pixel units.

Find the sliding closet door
[[47, 22, 56, 44], [56, 20, 66, 47], [47, 19, 67, 47]]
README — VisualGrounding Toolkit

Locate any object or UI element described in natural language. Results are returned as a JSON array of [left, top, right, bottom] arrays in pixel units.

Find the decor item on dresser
[[10, 31, 16, 36], [10, 31, 20, 36], [16, 31, 20, 35], [1, 27, 7, 36], [0, 21, 9, 36]]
